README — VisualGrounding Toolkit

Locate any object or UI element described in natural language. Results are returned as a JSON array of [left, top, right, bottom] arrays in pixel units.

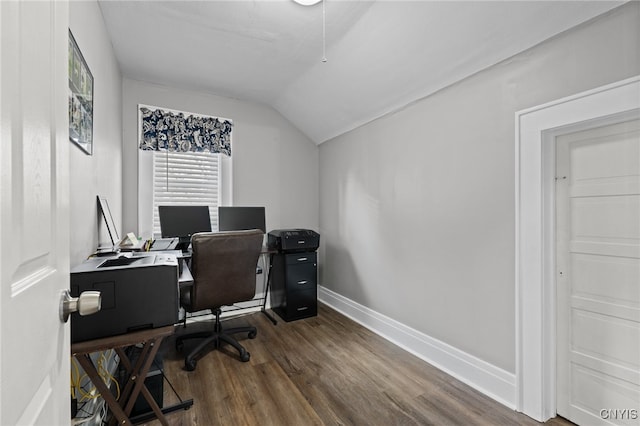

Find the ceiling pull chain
[[322, 0, 327, 62]]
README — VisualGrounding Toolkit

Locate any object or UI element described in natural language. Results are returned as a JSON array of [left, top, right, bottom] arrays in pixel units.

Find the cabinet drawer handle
[[297, 280, 308, 285], [297, 257, 308, 262], [297, 306, 309, 311]]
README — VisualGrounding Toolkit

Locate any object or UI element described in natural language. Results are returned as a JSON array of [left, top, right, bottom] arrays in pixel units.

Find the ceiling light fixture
[[293, 0, 321, 5]]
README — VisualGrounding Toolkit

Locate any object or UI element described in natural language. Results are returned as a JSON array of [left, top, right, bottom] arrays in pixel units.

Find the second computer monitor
[[158, 205, 212, 238], [218, 206, 266, 233]]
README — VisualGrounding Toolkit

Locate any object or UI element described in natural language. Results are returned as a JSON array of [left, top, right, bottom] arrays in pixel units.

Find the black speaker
[[130, 368, 163, 416]]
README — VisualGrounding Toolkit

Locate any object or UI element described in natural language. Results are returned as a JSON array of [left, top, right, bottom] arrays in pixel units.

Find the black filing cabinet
[[270, 251, 317, 321]]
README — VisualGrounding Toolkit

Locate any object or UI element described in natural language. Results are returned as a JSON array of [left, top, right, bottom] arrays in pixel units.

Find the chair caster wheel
[[175, 340, 184, 352], [185, 358, 197, 371], [248, 330, 257, 339], [240, 350, 250, 362]]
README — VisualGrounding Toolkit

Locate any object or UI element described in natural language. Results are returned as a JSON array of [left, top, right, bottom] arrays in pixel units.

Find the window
[[136, 105, 233, 238], [152, 151, 221, 236]]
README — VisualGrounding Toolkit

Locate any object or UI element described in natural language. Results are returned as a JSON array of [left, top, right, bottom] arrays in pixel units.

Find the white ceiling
[[98, 0, 625, 144]]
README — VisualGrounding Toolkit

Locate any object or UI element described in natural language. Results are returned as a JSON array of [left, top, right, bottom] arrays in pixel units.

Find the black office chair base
[[176, 309, 257, 370]]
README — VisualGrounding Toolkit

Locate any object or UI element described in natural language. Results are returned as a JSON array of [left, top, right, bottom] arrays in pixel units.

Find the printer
[[70, 253, 179, 343], [267, 229, 320, 253]]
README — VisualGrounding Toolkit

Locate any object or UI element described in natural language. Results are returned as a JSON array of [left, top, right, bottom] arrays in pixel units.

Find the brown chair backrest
[[189, 229, 264, 312]]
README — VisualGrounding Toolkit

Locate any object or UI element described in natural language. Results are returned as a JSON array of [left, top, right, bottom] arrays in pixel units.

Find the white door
[[0, 1, 70, 425], [556, 118, 640, 425]]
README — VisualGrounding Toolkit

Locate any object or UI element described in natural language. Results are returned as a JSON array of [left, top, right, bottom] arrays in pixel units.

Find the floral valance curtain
[[138, 105, 232, 156]]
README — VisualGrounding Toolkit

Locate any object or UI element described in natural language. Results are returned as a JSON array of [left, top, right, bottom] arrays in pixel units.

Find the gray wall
[[69, 1, 123, 266], [121, 78, 319, 238], [319, 3, 640, 373]]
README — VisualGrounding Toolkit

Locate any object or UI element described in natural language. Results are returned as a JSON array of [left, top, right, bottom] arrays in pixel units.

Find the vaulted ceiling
[[98, 0, 625, 144]]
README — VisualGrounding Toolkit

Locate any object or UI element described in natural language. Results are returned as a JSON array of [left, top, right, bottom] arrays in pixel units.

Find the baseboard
[[318, 285, 517, 410]]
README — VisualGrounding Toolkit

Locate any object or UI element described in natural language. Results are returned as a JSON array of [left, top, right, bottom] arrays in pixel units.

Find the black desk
[[260, 247, 278, 324]]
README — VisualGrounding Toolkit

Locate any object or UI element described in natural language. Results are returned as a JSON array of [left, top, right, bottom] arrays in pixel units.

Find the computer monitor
[[218, 206, 266, 233], [158, 205, 212, 239]]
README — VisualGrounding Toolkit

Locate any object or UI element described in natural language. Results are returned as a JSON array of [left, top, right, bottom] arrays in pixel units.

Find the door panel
[[0, 1, 70, 425], [572, 254, 639, 304], [571, 132, 640, 181], [556, 119, 640, 425], [572, 196, 639, 241], [572, 310, 639, 373], [571, 367, 640, 426]]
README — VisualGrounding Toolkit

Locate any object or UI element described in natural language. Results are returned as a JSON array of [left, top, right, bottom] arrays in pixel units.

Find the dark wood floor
[[142, 303, 573, 426]]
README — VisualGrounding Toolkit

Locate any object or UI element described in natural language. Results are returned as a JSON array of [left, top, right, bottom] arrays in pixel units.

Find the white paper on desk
[[119, 232, 139, 247]]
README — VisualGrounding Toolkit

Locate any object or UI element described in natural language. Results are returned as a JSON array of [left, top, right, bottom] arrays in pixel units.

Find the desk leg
[[74, 354, 133, 426], [261, 253, 278, 325], [115, 338, 168, 426]]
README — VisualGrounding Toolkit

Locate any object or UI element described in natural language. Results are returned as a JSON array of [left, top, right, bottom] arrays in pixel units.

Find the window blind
[[152, 150, 221, 236]]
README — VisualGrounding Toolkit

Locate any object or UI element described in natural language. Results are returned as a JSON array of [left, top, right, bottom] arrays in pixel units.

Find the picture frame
[[68, 30, 93, 155]]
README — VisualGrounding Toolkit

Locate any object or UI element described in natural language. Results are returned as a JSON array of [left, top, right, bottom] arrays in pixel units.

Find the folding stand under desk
[[71, 326, 185, 426]]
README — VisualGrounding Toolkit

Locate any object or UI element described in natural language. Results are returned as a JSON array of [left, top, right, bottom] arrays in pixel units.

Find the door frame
[[514, 75, 640, 422]]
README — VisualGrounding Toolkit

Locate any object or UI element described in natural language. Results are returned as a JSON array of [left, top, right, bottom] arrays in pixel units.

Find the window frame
[[138, 149, 232, 239]]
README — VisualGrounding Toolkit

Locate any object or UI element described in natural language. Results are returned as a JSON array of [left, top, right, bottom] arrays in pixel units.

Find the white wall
[[319, 3, 640, 373], [69, 1, 123, 265], [121, 78, 319, 238]]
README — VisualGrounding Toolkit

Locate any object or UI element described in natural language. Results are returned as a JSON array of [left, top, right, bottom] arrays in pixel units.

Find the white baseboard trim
[[318, 285, 516, 410]]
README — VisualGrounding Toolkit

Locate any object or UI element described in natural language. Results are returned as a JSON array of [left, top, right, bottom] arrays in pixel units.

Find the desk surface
[[261, 246, 278, 255], [71, 325, 175, 355]]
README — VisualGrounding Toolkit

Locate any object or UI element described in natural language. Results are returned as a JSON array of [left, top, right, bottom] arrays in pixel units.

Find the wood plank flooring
[[141, 303, 573, 426]]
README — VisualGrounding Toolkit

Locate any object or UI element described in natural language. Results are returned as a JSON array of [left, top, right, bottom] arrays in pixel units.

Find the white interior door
[[0, 1, 70, 425], [556, 118, 640, 425]]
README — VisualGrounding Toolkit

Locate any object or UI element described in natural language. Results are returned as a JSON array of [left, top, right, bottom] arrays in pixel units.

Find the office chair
[[175, 229, 264, 371]]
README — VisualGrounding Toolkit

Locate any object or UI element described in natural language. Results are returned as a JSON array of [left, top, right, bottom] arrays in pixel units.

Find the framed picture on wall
[[68, 30, 93, 155]]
